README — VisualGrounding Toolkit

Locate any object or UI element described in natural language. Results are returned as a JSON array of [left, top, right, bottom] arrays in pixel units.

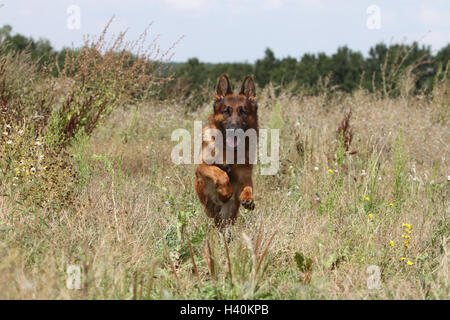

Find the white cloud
[[162, 0, 283, 14], [263, 0, 283, 10], [418, 4, 450, 27], [294, 0, 324, 11], [162, 0, 210, 10], [225, 0, 252, 14]]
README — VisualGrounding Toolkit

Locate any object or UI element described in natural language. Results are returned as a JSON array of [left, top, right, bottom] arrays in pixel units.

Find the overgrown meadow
[[0, 24, 448, 299]]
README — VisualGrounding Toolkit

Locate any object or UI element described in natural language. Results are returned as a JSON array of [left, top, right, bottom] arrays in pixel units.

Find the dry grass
[[0, 82, 448, 299]]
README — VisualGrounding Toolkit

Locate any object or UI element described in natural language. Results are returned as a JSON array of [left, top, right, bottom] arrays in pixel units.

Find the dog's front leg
[[234, 166, 255, 211], [196, 164, 233, 202]]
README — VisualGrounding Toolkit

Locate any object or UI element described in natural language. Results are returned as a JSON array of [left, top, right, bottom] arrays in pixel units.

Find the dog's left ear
[[240, 75, 257, 103]]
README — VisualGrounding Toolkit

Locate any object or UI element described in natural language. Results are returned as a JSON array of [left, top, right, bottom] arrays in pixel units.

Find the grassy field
[[0, 80, 448, 299]]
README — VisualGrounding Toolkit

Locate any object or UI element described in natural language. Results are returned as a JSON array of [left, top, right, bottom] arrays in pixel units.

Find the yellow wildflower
[[400, 257, 406, 261], [389, 240, 395, 247], [364, 197, 371, 201], [402, 223, 412, 229], [404, 240, 409, 248], [388, 203, 394, 206], [406, 260, 413, 266], [328, 169, 333, 173], [402, 234, 411, 239], [368, 213, 374, 219]]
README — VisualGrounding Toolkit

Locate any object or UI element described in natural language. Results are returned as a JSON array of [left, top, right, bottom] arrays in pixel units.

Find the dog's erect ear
[[215, 74, 233, 102], [240, 75, 257, 103]]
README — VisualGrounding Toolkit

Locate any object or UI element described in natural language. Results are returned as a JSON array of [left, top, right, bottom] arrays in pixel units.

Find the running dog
[[195, 74, 258, 229]]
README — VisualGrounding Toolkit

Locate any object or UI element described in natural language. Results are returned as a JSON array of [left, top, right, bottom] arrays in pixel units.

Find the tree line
[[171, 45, 448, 97], [1, 24, 449, 102]]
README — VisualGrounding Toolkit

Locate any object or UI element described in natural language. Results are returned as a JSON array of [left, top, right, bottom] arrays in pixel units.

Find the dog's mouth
[[226, 136, 241, 149]]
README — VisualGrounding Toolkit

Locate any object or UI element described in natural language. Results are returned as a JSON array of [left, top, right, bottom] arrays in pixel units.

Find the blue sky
[[0, 0, 449, 62]]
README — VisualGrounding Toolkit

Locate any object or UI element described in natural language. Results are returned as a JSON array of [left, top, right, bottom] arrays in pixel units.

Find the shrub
[[46, 18, 173, 149], [0, 18, 174, 209]]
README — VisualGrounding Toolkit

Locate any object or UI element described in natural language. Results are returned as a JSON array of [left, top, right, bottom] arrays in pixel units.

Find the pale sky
[[0, 0, 449, 62]]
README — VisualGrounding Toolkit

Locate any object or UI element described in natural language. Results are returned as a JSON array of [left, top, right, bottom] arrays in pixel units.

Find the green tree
[[255, 48, 279, 87], [329, 46, 364, 92]]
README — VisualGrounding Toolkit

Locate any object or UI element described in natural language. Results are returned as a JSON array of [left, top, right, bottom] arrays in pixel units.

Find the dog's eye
[[239, 107, 248, 117], [222, 106, 231, 115]]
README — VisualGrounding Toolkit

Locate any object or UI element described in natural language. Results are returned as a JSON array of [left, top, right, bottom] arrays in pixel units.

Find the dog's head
[[212, 74, 258, 148]]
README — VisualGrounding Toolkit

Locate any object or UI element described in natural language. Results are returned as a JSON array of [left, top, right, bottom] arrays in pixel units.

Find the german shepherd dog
[[195, 74, 258, 229]]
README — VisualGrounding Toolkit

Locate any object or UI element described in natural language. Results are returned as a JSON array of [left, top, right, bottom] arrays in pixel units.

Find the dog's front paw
[[241, 198, 255, 210], [239, 186, 254, 210]]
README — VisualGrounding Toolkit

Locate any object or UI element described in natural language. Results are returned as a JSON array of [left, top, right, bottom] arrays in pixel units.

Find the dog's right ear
[[215, 74, 233, 102]]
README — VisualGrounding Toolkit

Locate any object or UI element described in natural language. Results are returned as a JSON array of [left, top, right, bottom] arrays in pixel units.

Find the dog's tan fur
[[195, 75, 258, 229]]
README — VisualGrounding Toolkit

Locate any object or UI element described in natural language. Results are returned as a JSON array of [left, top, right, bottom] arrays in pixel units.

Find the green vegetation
[[0, 23, 448, 299], [173, 44, 449, 99]]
